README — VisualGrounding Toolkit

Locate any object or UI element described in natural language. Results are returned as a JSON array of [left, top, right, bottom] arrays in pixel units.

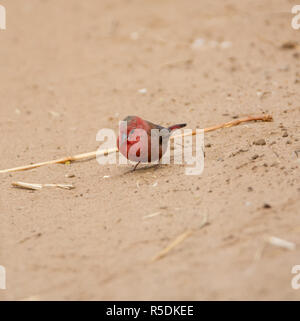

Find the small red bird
[[117, 116, 186, 170]]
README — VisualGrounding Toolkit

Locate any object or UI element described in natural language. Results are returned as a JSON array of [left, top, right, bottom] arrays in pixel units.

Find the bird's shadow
[[122, 163, 162, 175]]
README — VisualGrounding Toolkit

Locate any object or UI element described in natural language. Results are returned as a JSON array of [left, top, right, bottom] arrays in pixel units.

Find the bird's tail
[[168, 123, 187, 132]]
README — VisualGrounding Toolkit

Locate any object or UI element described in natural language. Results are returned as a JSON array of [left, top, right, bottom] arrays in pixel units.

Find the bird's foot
[[132, 161, 141, 171]]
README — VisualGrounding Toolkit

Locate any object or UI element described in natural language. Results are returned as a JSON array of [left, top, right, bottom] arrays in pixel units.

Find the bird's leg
[[132, 161, 141, 171]]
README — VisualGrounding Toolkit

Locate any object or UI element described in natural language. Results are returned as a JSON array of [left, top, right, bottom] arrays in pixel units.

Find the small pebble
[[138, 88, 147, 94], [281, 41, 297, 50], [253, 139, 266, 146], [293, 52, 300, 59], [263, 203, 272, 209], [65, 173, 75, 178]]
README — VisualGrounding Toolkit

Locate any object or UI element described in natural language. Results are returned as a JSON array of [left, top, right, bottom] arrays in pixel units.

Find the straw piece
[[267, 236, 296, 251], [150, 213, 209, 262], [43, 183, 75, 190], [199, 213, 209, 229], [12, 181, 75, 190], [143, 212, 161, 219], [0, 148, 117, 174], [171, 114, 273, 140], [12, 181, 42, 190], [0, 115, 272, 174], [150, 229, 193, 262]]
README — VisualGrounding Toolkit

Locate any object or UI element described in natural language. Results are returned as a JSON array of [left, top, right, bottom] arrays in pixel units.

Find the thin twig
[[150, 229, 193, 262], [12, 182, 42, 190], [266, 236, 296, 251], [0, 148, 117, 174], [171, 114, 273, 140], [150, 213, 209, 262], [0, 114, 272, 174], [143, 212, 161, 219]]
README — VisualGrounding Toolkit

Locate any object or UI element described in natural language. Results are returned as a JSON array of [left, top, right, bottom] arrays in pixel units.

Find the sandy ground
[[0, 0, 300, 300]]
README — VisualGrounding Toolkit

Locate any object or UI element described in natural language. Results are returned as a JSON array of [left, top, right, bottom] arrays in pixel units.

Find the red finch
[[117, 115, 186, 170]]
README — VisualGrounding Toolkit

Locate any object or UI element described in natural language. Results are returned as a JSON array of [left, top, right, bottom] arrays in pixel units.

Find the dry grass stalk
[[0, 148, 117, 174], [12, 181, 75, 190], [151, 229, 193, 262], [199, 213, 209, 229], [160, 58, 193, 68], [143, 212, 161, 219], [12, 181, 42, 190], [171, 114, 273, 140], [150, 213, 209, 262], [266, 236, 296, 251], [0, 115, 272, 174]]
